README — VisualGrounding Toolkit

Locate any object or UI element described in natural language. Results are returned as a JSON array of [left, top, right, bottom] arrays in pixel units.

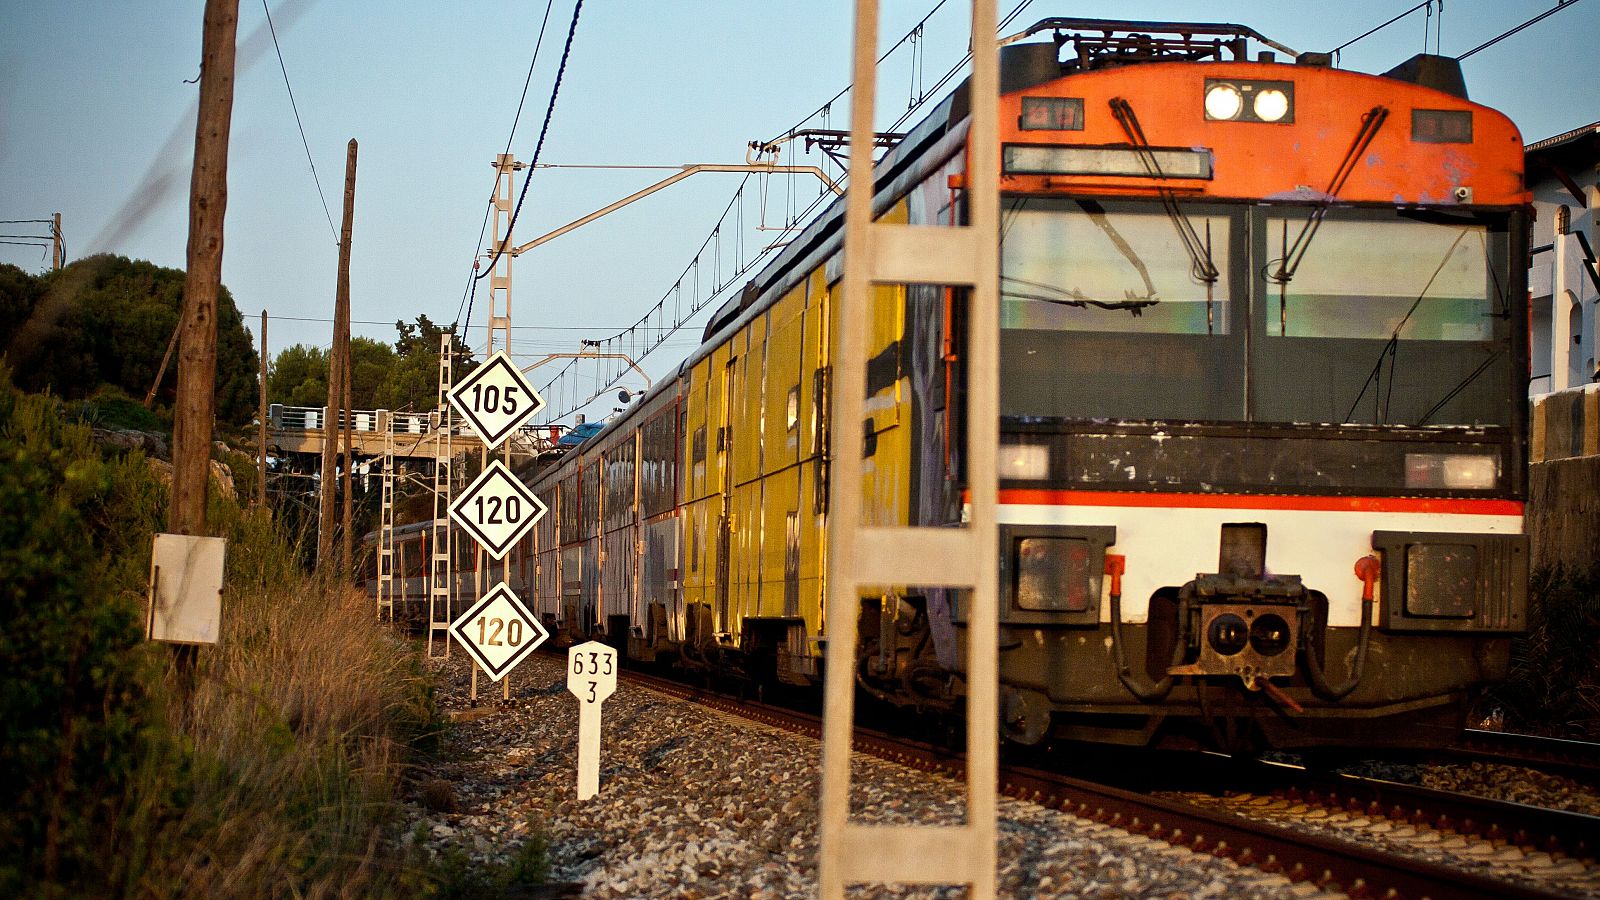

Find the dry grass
[[114, 511, 440, 899]]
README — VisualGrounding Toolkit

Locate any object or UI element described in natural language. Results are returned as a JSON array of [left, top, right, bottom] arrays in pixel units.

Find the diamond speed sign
[[448, 350, 543, 450], [449, 460, 546, 559], [449, 582, 548, 681]]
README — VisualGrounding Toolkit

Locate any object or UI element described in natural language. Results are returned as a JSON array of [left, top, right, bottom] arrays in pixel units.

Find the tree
[[268, 319, 471, 413], [0, 255, 259, 426], [350, 337, 395, 408], [371, 315, 475, 413], [267, 344, 329, 408]]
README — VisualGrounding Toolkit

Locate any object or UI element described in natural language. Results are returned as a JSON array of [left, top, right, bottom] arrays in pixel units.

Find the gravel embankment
[[404, 652, 1324, 898]]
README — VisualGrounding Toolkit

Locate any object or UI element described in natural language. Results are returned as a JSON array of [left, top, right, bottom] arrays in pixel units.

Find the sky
[[2, 0, 1596, 423]]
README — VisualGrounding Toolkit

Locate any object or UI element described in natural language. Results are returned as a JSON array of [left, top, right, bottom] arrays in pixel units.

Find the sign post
[[566, 640, 617, 800], [446, 347, 546, 698]]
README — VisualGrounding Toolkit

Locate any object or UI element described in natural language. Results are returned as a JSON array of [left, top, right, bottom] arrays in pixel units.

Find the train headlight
[[1253, 89, 1290, 123], [1204, 79, 1294, 123], [1404, 453, 1498, 490], [1249, 613, 1292, 655], [1204, 83, 1244, 120], [998, 443, 1050, 480]]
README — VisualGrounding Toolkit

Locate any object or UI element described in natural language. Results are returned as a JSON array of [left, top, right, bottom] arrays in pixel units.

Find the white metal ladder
[[818, 0, 1001, 895], [377, 415, 396, 620], [427, 335, 455, 659]]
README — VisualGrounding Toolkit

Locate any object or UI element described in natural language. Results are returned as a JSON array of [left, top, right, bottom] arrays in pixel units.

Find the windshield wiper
[[1001, 275, 1160, 313], [1269, 106, 1389, 334], [1108, 97, 1221, 332], [1341, 226, 1473, 424]]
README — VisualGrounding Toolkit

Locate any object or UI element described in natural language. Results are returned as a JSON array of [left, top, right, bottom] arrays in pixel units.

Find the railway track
[[1449, 729, 1600, 784], [622, 668, 1591, 898]]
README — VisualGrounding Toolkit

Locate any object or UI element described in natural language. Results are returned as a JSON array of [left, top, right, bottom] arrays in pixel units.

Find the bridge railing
[[267, 405, 573, 456], [267, 404, 499, 439]]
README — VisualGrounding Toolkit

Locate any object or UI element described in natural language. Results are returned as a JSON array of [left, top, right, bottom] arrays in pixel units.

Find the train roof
[[538, 20, 1515, 464]]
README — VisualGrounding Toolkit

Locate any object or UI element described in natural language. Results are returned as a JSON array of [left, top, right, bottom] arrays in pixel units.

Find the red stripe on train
[[994, 489, 1524, 516]]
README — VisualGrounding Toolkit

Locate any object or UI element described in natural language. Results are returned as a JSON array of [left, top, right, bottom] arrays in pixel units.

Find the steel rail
[[618, 668, 1570, 899]]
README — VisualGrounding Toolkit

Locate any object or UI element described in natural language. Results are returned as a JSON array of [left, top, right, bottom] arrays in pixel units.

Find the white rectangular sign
[[148, 533, 226, 645]]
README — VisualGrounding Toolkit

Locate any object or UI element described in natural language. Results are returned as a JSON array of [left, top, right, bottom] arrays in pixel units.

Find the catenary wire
[[261, 0, 337, 244], [452, 0, 559, 330], [1330, 0, 1433, 57], [1459, 0, 1585, 59], [469, 0, 586, 289]]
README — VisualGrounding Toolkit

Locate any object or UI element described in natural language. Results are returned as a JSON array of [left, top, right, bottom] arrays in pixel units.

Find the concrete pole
[[170, 0, 239, 537], [318, 139, 357, 567], [1553, 206, 1572, 393], [257, 309, 268, 508]]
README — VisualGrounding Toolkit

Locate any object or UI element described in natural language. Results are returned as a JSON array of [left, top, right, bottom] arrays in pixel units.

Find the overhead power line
[[469, 0, 586, 288], [261, 0, 337, 243], [453, 0, 559, 330], [1331, 1, 1434, 57], [1459, 0, 1585, 59]]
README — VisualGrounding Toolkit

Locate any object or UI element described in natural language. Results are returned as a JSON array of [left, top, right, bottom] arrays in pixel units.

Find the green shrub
[[75, 386, 169, 435], [0, 377, 166, 891], [0, 370, 466, 897], [1483, 563, 1600, 740]]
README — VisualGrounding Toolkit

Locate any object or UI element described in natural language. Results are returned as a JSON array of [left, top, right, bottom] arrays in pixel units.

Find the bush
[[0, 372, 457, 897], [0, 378, 166, 891], [1483, 563, 1600, 740]]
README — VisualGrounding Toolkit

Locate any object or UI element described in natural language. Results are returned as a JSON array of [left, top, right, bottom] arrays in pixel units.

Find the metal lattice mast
[[377, 415, 397, 619], [428, 335, 456, 658], [488, 154, 521, 359], [818, 0, 1001, 895]]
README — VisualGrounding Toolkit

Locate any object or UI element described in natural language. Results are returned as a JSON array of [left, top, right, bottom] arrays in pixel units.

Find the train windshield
[[999, 197, 1246, 421], [998, 199, 1516, 428], [1252, 209, 1515, 427]]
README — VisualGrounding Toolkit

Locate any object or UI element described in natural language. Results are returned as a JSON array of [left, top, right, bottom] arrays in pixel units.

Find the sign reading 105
[[464, 381, 522, 416]]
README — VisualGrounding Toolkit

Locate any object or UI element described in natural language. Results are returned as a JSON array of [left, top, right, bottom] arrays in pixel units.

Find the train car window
[[1251, 208, 1514, 428], [642, 410, 677, 518], [604, 440, 636, 532], [559, 473, 581, 545], [580, 464, 600, 537], [1000, 197, 1232, 336]]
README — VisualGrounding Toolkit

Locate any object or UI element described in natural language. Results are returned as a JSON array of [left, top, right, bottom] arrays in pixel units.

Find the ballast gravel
[[402, 652, 1324, 898]]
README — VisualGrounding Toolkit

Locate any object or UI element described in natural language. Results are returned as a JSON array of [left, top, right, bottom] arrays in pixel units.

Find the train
[[371, 19, 1531, 754]]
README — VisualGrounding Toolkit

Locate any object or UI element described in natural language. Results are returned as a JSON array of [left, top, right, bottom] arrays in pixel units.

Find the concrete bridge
[[266, 404, 563, 460]]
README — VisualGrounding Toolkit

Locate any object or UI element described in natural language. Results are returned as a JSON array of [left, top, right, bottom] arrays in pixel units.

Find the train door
[[716, 354, 736, 633]]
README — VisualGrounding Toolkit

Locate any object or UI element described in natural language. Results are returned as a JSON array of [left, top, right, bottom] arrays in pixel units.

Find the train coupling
[[1167, 572, 1305, 690]]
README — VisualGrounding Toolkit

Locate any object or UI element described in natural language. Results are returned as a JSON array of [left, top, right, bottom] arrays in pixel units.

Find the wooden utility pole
[[318, 139, 357, 568], [51, 213, 62, 270], [170, 0, 239, 537], [257, 309, 268, 508]]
